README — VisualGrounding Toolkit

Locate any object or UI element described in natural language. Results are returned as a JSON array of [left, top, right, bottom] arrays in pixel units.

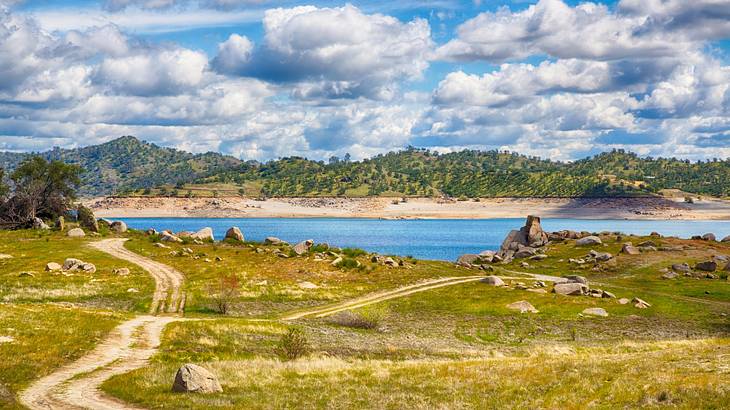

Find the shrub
[[276, 328, 309, 361], [330, 306, 387, 330], [206, 273, 240, 315], [341, 247, 367, 258], [337, 257, 360, 269]]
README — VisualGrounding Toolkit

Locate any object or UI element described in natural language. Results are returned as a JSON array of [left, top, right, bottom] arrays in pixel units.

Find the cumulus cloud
[[213, 4, 433, 100]]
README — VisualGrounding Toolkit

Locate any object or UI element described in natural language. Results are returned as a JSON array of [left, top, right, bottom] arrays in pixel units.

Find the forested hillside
[[2, 137, 730, 198], [0, 136, 241, 196]]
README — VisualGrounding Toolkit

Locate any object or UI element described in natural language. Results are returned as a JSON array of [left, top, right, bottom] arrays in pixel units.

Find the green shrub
[[276, 328, 309, 361], [342, 247, 367, 257], [337, 257, 360, 269], [330, 306, 388, 330]]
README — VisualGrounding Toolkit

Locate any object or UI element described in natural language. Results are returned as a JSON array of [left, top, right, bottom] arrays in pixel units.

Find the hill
[[3, 137, 730, 198], [0, 136, 241, 196]]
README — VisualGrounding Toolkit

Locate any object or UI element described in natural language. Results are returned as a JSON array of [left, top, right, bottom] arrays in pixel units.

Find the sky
[[1, 0, 730, 162]]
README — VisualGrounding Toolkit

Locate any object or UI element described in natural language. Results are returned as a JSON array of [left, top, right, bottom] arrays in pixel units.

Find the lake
[[115, 217, 730, 261]]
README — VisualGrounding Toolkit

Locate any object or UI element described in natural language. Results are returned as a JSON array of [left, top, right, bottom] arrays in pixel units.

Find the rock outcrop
[[224, 227, 244, 242]]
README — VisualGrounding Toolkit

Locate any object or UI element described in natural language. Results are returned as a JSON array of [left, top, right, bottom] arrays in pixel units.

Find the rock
[[721, 235, 730, 243], [383, 257, 397, 267], [80, 263, 96, 273], [331, 256, 343, 266], [109, 221, 128, 233], [576, 236, 602, 246], [632, 297, 651, 309], [215, 256, 223, 261], [565, 275, 588, 285], [264, 237, 283, 245], [661, 271, 679, 279], [154, 242, 170, 248], [500, 215, 549, 251], [45, 262, 62, 272], [457, 254, 482, 267], [514, 246, 539, 259], [530, 254, 548, 261], [672, 263, 691, 272], [113, 268, 130, 276], [32, 217, 50, 230], [56, 216, 65, 231], [590, 251, 613, 261], [18, 271, 35, 277], [146, 228, 158, 235], [0, 254, 12, 259], [481, 275, 505, 286], [553, 283, 588, 296], [63, 258, 84, 270], [224, 227, 244, 242], [479, 250, 496, 258], [695, 261, 717, 272], [500, 230, 525, 251], [602, 290, 616, 299], [161, 232, 183, 243], [77, 205, 99, 232], [639, 245, 658, 252], [127, 288, 139, 293], [621, 243, 641, 255], [650, 231, 661, 237], [192, 227, 214, 241], [637, 240, 658, 248], [582, 307, 609, 317], [702, 233, 717, 241], [618, 298, 630, 305], [67, 228, 85, 238], [182, 248, 193, 254], [293, 239, 314, 255], [298, 281, 319, 289], [506, 300, 539, 313], [520, 262, 529, 268], [172, 364, 222, 393]]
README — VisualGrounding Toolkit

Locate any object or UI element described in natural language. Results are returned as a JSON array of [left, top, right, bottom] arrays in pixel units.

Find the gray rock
[[264, 237, 283, 245], [63, 258, 84, 270], [481, 275, 505, 286], [721, 235, 730, 243], [514, 246, 539, 259], [32, 217, 50, 230], [530, 254, 548, 260], [109, 221, 128, 233], [582, 307, 609, 317], [67, 228, 85, 238], [500, 215, 548, 251], [702, 233, 717, 241], [192, 227, 214, 241], [621, 243, 640, 255], [506, 300, 539, 313], [695, 261, 717, 272], [161, 232, 183, 243], [576, 236, 602, 246], [565, 275, 588, 285], [113, 268, 130, 276], [602, 290, 616, 299], [672, 263, 691, 272], [457, 254, 481, 267], [632, 297, 651, 309], [45, 262, 62, 272], [553, 282, 588, 296], [293, 239, 314, 255], [590, 250, 613, 261], [618, 298, 630, 305], [172, 364, 222, 393], [224, 227, 244, 242], [661, 271, 679, 279]]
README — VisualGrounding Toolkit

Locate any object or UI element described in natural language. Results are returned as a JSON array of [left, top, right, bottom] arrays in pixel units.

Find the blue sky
[[1, 0, 730, 161]]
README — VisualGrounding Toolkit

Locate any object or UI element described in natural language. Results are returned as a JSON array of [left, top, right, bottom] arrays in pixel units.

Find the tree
[[0, 157, 81, 228], [0, 168, 8, 200], [207, 273, 240, 314]]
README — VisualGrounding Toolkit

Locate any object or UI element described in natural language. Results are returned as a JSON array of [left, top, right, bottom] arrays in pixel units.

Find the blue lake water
[[115, 218, 730, 261]]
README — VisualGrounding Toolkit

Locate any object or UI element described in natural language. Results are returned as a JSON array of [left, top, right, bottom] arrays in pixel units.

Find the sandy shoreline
[[86, 196, 730, 220]]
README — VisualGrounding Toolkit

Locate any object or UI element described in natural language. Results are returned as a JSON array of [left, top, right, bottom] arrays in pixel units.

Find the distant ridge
[[1, 137, 729, 198]]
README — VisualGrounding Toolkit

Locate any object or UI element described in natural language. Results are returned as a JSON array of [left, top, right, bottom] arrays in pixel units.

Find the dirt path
[[19, 239, 186, 410], [282, 276, 485, 320]]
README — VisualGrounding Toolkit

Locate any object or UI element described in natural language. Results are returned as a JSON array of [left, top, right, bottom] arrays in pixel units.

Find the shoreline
[[86, 196, 730, 221]]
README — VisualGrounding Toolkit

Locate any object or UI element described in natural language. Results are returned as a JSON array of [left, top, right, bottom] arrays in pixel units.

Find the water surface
[[116, 217, 730, 261]]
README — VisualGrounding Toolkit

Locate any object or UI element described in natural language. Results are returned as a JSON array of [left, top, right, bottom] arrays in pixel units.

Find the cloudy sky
[[1, 0, 730, 161]]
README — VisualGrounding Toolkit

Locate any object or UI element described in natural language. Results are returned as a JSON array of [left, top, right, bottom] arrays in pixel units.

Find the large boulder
[[457, 254, 481, 267], [264, 237, 283, 245], [500, 215, 549, 252], [721, 235, 730, 243], [695, 261, 717, 272], [161, 231, 183, 243], [576, 236, 602, 246], [481, 275, 505, 286], [701, 233, 717, 241], [192, 227, 214, 242], [564, 275, 588, 285], [621, 243, 640, 255], [514, 246, 539, 259], [67, 228, 85, 238], [171, 364, 222, 393], [45, 262, 62, 272], [293, 239, 314, 255], [506, 300, 539, 313], [109, 221, 128, 233], [671, 263, 691, 272], [224, 227, 244, 242], [553, 282, 588, 296]]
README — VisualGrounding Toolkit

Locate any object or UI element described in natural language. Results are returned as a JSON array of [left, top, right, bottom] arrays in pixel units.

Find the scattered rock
[[18, 271, 35, 277], [553, 283, 588, 296], [582, 307, 609, 317], [127, 288, 139, 293], [721, 235, 730, 243], [67, 228, 85, 238], [45, 262, 62, 272], [113, 268, 130, 276], [154, 242, 170, 249], [161, 231, 183, 243], [110, 221, 128, 233], [32, 217, 50, 230], [506, 300, 539, 313], [565, 275, 588, 285], [602, 290, 616, 299], [172, 364, 222, 393], [695, 261, 717, 272], [264, 237, 283, 245], [293, 239, 314, 255], [224, 227, 244, 242], [661, 271, 679, 279], [520, 262, 529, 268], [702, 233, 717, 241], [215, 256, 223, 262], [530, 254, 548, 261], [589, 250, 613, 261], [618, 298, 630, 305], [383, 257, 397, 267], [0, 254, 12, 259], [146, 228, 158, 235], [298, 281, 319, 289], [576, 236, 602, 246], [63, 258, 84, 270], [632, 297, 651, 309], [620, 243, 640, 255], [672, 263, 691, 273], [481, 275, 505, 286], [456, 254, 482, 267], [514, 246, 539, 259], [637, 240, 658, 248], [192, 227, 214, 242]]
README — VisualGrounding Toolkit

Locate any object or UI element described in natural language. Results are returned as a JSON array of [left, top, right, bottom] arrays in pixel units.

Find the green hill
[[0, 136, 241, 196], [2, 137, 730, 198]]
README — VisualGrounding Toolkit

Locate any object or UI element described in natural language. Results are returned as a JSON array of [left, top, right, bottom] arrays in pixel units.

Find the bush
[[341, 247, 367, 258], [276, 327, 309, 361], [206, 273, 240, 315], [330, 306, 387, 330], [337, 257, 360, 269]]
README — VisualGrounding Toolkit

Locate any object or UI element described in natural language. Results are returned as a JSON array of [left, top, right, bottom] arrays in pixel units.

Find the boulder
[[702, 233, 717, 241], [582, 307, 609, 317], [77, 205, 99, 232], [500, 229, 526, 251], [264, 237, 284, 245], [154, 242, 170, 249], [67, 228, 85, 238], [109, 221, 128, 233], [602, 290, 616, 299], [721, 235, 730, 243], [514, 246, 539, 259], [113, 268, 130, 276], [589, 250, 613, 261], [506, 300, 539, 313], [45, 262, 62, 272], [576, 236, 602, 246], [500, 215, 549, 251], [224, 227, 244, 242], [0, 254, 12, 259], [146, 228, 158, 236], [293, 240, 314, 256], [565, 275, 588, 285], [672, 263, 691, 272], [161, 232, 183, 243], [298, 281, 319, 289], [383, 257, 397, 267], [637, 240, 658, 247], [632, 297, 651, 309], [618, 298, 630, 305], [32, 217, 50, 230], [661, 271, 679, 279], [171, 364, 222, 393], [481, 275, 505, 286], [553, 282, 588, 296], [621, 243, 640, 255], [695, 261, 717, 272], [63, 258, 84, 270], [192, 227, 214, 242], [457, 254, 481, 267]]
